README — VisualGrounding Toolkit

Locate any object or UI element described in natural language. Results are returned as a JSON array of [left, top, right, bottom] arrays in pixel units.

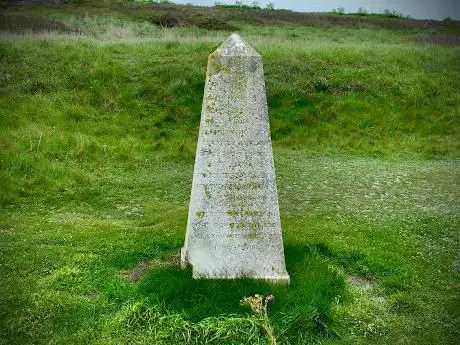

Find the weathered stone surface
[[181, 33, 289, 285]]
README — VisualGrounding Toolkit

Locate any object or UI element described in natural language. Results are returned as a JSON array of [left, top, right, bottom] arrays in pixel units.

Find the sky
[[174, 0, 460, 20]]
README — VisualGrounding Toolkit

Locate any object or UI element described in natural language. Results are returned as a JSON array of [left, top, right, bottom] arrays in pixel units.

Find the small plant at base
[[240, 294, 277, 345]]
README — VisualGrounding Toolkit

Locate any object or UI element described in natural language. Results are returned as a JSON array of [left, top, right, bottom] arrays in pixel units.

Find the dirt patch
[[349, 274, 373, 290], [120, 253, 180, 282], [410, 34, 460, 46]]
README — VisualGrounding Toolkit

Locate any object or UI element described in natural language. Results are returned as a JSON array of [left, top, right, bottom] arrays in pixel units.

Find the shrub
[[384, 9, 404, 18], [149, 13, 181, 28], [265, 2, 275, 11], [332, 7, 345, 15], [357, 7, 368, 16], [0, 13, 75, 33], [215, 0, 261, 10], [192, 16, 238, 31]]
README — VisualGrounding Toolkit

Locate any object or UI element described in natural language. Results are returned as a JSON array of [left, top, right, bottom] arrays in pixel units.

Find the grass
[[0, 2, 459, 345]]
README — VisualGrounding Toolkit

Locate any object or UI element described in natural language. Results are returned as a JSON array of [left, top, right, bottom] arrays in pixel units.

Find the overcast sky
[[174, 0, 460, 20]]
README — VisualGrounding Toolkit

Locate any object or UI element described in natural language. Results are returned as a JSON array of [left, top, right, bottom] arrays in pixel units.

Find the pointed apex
[[216, 33, 260, 57]]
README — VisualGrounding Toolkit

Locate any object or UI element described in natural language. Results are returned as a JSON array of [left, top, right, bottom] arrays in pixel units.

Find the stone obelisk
[[181, 33, 289, 285]]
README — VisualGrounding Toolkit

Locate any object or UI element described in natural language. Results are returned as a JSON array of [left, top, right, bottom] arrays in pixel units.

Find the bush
[[149, 13, 181, 28], [265, 2, 275, 11], [357, 7, 368, 16], [0, 13, 75, 33], [214, 1, 261, 10], [384, 9, 404, 18], [192, 16, 238, 31]]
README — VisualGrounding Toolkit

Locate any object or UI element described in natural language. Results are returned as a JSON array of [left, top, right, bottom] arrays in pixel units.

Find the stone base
[[191, 273, 290, 286], [180, 249, 290, 286]]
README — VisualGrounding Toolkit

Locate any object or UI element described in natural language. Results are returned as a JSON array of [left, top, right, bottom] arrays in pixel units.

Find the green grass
[[0, 3, 459, 345]]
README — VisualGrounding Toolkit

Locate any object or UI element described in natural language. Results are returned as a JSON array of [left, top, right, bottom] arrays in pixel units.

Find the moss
[[195, 211, 206, 219], [226, 207, 262, 240], [202, 185, 210, 197], [208, 53, 229, 76], [248, 221, 261, 239], [227, 209, 239, 218], [250, 183, 260, 190], [244, 210, 260, 216]]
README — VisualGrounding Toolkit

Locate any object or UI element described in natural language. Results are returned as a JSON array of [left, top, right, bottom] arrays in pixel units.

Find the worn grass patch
[[119, 253, 180, 282]]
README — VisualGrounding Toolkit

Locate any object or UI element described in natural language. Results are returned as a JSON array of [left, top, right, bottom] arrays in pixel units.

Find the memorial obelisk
[[181, 33, 289, 285]]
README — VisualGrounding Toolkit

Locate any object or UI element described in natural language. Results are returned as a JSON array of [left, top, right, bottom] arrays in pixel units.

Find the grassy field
[[0, 2, 459, 345]]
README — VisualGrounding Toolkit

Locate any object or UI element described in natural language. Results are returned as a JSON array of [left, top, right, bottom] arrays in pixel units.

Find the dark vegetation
[[2, 0, 460, 33], [0, 12, 76, 33]]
